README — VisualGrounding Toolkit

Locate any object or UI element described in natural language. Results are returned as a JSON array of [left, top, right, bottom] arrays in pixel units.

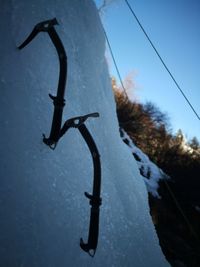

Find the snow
[[121, 129, 169, 198], [0, 0, 169, 266]]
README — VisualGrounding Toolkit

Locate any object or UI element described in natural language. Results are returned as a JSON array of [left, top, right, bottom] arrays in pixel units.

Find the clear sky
[[94, 0, 200, 141]]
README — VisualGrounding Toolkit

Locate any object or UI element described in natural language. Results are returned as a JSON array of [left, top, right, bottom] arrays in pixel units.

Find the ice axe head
[[18, 18, 59, 50]]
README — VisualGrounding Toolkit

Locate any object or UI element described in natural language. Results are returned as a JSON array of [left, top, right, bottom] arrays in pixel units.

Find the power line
[[101, 7, 200, 247], [102, 27, 129, 99], [124, 0, 200, 121]]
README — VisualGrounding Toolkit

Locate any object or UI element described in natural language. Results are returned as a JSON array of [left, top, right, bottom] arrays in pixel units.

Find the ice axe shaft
[[18, 18, 67, 149]]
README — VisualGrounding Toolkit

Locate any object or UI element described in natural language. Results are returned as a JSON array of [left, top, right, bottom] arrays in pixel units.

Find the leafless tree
[[98, 0, 119, 14]]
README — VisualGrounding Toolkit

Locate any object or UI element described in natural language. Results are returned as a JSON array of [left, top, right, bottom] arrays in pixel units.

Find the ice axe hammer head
[[17, 18, 59, 50]]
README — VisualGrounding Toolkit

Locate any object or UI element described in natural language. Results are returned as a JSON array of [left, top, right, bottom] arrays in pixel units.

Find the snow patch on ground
[[121, 129, 170, 198]]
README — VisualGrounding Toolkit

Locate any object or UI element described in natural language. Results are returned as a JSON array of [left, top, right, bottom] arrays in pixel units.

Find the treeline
[[113, 79, 200, 163], [112, 78, 200, 266], [112, 78, 200, 185], [113, 79, 200, 204]]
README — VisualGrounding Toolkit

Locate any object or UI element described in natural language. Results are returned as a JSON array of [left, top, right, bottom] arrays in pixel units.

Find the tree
[[189, 137, 200, 151], [98, 0, 119, 14]]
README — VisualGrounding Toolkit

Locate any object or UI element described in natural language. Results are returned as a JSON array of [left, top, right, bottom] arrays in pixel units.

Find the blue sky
[[95, 0, 200, 141]]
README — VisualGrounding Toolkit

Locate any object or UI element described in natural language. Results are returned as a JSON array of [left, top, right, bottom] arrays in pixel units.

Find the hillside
[[113, 84, 200, 267]]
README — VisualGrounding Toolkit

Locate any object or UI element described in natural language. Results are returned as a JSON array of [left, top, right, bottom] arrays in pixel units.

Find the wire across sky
[[124, 0, 200, 122], [96, 0, 200, 138]]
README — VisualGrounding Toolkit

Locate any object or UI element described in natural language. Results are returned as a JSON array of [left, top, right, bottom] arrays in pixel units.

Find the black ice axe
[[59, 112, 102, 257], [18, 18, 67, 149]]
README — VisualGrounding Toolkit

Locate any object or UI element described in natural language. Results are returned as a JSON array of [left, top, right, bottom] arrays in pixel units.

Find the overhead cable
[[102, 27, 129, 99], [124, 0, 200, 121]]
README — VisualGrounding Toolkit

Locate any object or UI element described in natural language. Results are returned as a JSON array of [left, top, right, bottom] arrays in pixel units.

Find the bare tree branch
[[98, 0, 119, 14]]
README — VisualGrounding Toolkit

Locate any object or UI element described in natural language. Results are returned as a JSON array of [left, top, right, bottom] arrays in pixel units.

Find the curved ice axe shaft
[[18, 18, 67, 149], [79, 124, 101, 257], [59, 113, 102, 257]]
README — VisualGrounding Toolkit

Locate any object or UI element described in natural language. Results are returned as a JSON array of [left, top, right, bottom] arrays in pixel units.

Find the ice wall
[[0, 0, 169, 266]]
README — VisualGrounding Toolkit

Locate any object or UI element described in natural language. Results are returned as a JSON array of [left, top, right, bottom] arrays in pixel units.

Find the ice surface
[[0, 0, 169, 266]]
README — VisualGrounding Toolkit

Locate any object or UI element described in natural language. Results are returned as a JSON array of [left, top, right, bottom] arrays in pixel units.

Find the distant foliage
[[113, 77, 200, 165], [113, 79, 172, 164]]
